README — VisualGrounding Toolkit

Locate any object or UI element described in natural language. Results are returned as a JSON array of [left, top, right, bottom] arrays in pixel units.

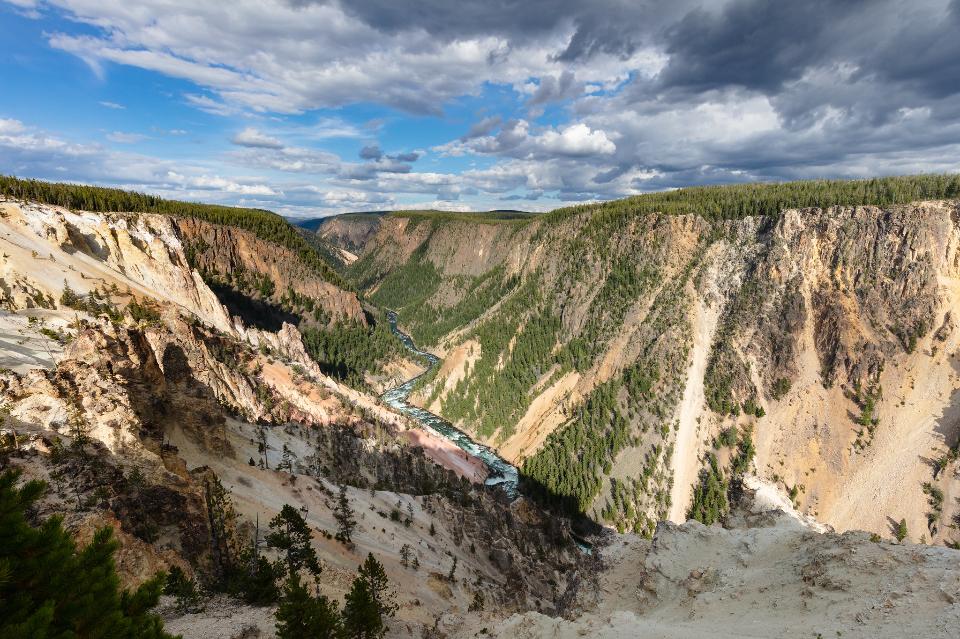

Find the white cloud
[[232, 127, 283, 149], [538, 123, 616, 156], [34, 0, 661, 116], [436, 120, 616, 159], [98, 101, 125, 109], [0, 118, 26, 135], [106, 131, 147, 144], [184, 94, 240, 116], [308, 118, 366, 139], [164, 171, 278, 196]]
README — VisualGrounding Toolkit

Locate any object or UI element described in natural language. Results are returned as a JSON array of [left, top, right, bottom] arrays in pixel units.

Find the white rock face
[[1, 199, 234, 333]]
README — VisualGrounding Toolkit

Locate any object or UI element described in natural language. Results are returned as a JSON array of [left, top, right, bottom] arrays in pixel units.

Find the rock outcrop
[[456, 510, 960, 639], [174, 217, 365, 325]]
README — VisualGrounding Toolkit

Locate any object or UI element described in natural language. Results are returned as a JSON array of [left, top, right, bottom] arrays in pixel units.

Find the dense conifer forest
[[545, 173, 960, 225]]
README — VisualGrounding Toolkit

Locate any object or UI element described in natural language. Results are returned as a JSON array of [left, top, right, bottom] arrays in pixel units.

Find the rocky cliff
[[0, 198, 586, 632], [452, 497, 960, 639], [298, 212, 384, 255], [348, 200, 960, 546], [175, 217, 365, 326]]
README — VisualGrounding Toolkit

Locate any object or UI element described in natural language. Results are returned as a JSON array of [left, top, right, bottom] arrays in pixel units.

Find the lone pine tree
[[340, 554, 397, 638], [267, 504, 321, 578], [334, 484, 357, 545], [274, 574, 341, 639]]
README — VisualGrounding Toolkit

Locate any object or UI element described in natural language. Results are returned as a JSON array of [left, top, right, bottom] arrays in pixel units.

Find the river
[[381, 311, 519, 497]]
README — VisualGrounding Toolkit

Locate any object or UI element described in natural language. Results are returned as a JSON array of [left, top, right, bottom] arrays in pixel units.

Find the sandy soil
[[337, 247, 358, 264], [456, 510, 960, 638], [0, 309, 65, 373], [164, 416, 508, 636]]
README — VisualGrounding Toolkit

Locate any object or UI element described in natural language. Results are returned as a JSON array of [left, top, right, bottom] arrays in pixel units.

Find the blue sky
[[2, 0, 959, 217]]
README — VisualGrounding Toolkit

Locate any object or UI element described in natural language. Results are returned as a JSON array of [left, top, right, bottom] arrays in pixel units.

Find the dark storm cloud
[[325, 0, 960, 105], [528, 71, 581, 107], [462, 116, 503, 141], [323, 0, 703, 63], [865, 0, 960, 99], [359, 144, 383, 160], [654, 0, 868, 93], [389, 151, 421, 162], [321, 0, 573, 40]]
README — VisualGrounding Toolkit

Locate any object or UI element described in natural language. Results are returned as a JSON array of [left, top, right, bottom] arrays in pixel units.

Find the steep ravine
[[381, 311, 520, 495], [343, 199, 960, 543]]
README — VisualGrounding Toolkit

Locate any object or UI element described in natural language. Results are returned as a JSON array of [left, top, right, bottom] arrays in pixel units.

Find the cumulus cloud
[[538, 123, 615, 156], [438, 120, 615, 158], [5, 0, 960, 212], [232, 127, 284, 149]]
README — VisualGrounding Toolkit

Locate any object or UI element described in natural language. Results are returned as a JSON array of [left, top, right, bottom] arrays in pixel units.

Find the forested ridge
[[0, 175, 344, 288], [389, 209, 538, 224], [545, 173, 960, 225]]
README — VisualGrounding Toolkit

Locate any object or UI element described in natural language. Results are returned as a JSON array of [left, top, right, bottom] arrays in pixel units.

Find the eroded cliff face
[[714, 203, 960, 546], [0, 201, 586, 622], [351, 202, 960, 543], [174, 217, 365, 326], [308, 213, 383, 254], [0, 200, 235, 331]]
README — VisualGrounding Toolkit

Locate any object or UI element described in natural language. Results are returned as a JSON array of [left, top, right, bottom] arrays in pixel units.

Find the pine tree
[[334, 484, 357, 545], [279, 444, 294, 474], [235, 552, 283, 605], [204, 475, 241, 584], [266, 504, 321, 578], [356, 553, 397, 620], [896, 518, 908, 542], [468, 590, 485, 612], [275, 574, 340, 639], [165, 565, 204, 613], [0, 469, 174, 638], [341, 576, 382, 639]]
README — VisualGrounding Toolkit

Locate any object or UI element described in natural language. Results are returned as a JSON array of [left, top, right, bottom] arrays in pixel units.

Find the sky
[[1, 0, 959, 218]]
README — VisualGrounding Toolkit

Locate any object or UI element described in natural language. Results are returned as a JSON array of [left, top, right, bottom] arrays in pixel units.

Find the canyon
[[3, 175, 960, 637]]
